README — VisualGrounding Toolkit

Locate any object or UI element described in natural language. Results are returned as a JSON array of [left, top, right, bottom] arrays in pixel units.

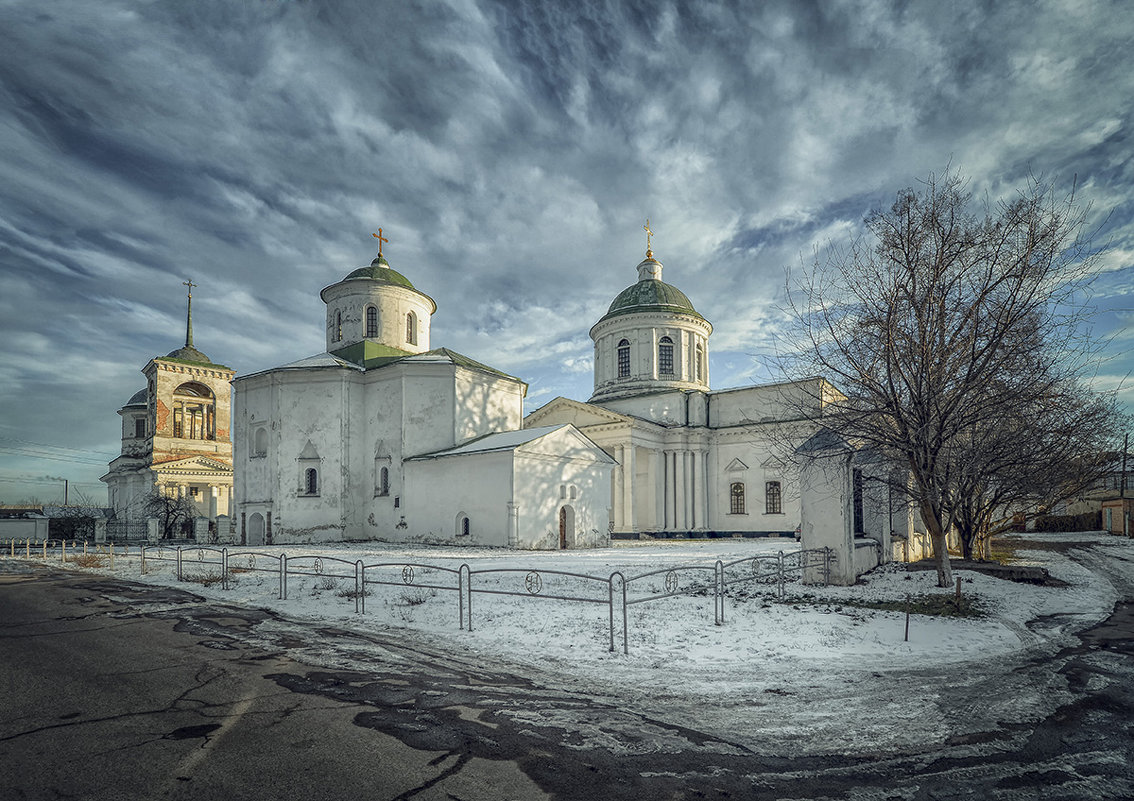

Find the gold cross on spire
[[183, 279, 197, 298], [644, 218, 655, 259], [372, 228, 388, 257]]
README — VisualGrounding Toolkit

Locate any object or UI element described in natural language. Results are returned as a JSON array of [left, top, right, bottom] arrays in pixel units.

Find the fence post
[[459, 564, 469, 630], [42, 540, 47, 560], [354, 560, 362, 614], [141, 546, 146, 575], [281, 553, 288, 600], [466, 567, 474, 632], [222, 548, 229, 591], [176, 547, 182, 581], [62, 540, 67, 563], [715, 560, 724, 625], [825, 547, 832, 586], [777, 550, 785, 599]]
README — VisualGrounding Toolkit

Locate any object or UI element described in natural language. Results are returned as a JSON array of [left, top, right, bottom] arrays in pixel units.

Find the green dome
[[124, 389, 148, 408], [164, 344, 213, 364], [602, 278, 704, 322], [343, 256, 416, 289]]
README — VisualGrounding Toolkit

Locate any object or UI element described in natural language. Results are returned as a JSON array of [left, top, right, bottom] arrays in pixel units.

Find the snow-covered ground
[[18, 530, 1134, 755]]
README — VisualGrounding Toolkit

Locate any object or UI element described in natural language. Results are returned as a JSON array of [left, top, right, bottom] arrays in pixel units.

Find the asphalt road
[[1, 547, 1132, 800]]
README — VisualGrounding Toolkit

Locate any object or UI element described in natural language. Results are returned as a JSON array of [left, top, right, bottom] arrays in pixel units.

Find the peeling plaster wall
[[234, 360, 531, 546]]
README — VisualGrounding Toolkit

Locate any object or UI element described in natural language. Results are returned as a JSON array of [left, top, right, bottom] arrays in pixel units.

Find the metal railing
[[5, 540, 832, 654]]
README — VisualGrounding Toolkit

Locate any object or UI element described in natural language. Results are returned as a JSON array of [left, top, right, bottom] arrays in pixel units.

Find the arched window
[[305, 468, 318, 496], [379, 467, 389, 496], [365, 306, 379, 338], [406, 311, 417, 345], [334, 311, 342, 342], [729, 482, 745, 515], [456, 514, 470, 537], [172, 382, 215, 441], [253, 427, 268, 457], [617, 339, 631, 378], [696, 344, 705, 382], [658, 336, 674, 376], [765, 481, 782, 515]]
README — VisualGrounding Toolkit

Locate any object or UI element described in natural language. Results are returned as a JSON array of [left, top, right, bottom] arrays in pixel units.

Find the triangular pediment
[[515, 424, 618, 464], [524, 396, 634, 429], [725, 458, 749, 472], [152, 455, 233, 475], [298, 440, 320, 460]]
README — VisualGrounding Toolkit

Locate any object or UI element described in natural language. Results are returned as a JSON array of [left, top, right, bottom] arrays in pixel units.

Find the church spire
[[182, 279, 197, 348], [644, 218, 655, 260]]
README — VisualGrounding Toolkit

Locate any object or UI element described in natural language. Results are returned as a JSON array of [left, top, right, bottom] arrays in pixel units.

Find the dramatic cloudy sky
[[1, 0, 1131, 503]]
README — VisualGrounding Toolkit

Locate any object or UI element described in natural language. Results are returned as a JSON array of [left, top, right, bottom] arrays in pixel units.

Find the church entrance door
[[558, 506, 574, 549], [247, 513, 265, 547]]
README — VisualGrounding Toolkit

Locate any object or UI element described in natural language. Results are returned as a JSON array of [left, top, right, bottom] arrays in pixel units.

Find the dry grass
[[70, 554, 107, 568], [181, 571, 225, 586]]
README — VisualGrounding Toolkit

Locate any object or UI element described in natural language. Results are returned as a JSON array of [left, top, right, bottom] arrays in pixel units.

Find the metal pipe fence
[[6, 541, 832, 654]]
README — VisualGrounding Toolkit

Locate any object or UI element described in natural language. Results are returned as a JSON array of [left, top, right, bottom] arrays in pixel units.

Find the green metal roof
[[600, 278, 704, 322], [342, 256, 416, 288], [124, 388, 147, 408], [330, 342, 521, 384]]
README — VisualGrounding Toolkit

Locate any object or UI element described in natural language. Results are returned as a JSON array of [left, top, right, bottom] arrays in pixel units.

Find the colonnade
[[156, 482, 232, 520], [611, 444, 709, 534]]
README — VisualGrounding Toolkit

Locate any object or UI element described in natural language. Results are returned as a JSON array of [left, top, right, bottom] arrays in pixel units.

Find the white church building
[[525, 240, 832, 539], [231, 239, 614, 548]]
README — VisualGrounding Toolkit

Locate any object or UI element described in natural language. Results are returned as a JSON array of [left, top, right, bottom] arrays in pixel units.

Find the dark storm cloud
[[0, 0, 1132, 500]]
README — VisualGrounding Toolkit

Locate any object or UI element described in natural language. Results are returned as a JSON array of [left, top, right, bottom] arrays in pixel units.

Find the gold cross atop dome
[[372, 228, 388, 257], [644, 218, 655, 260], [183, 278, 197, 297]]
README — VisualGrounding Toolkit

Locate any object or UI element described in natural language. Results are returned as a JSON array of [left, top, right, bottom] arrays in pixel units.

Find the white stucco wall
[[403, 451, 515, 546]]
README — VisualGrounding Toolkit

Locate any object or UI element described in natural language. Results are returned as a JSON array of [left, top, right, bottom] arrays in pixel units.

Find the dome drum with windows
[[320, 239, 437, 362], [589, 246, 712, 403]]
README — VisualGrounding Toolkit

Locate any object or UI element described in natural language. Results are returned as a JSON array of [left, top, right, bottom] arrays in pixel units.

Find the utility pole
[[1121, 432, 1128, 499]]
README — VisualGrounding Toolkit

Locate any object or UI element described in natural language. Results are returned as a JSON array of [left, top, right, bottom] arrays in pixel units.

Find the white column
[[684, 449, 694, 530], [623, 444, 636, 533], [675, 451, 687, 531], [700, 450, 710, 530], [613, 445, 624, 531], [209, 486, 218, 520], [663, 450, 673, 530], [650, 449, 663, 532]]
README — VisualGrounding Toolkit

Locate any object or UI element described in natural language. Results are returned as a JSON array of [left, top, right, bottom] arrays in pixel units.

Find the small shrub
[[398, 589, 434, 607], [182, 571, 225, 587], [71, 554, 107, 568]]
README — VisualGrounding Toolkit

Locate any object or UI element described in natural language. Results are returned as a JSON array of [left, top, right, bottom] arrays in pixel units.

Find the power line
[[0, 447, 110, 467], [0, 436, 118, 459]]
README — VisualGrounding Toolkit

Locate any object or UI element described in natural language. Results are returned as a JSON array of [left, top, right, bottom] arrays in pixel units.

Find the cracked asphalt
[[1, 544, 1132, 800]]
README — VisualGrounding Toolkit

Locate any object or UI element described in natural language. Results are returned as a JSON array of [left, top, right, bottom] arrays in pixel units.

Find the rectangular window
[[134, 419, 146, 438], [729, 482, 745, 515], [659, 342, 674, 375], [765, 481, 782, 514], [618, 345, 630, 377]]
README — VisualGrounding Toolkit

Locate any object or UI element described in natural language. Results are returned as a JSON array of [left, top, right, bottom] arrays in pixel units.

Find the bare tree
[[782, 170, 1110, 587], [941, 376, 1122, 560], [140, 490, 197, 540]]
